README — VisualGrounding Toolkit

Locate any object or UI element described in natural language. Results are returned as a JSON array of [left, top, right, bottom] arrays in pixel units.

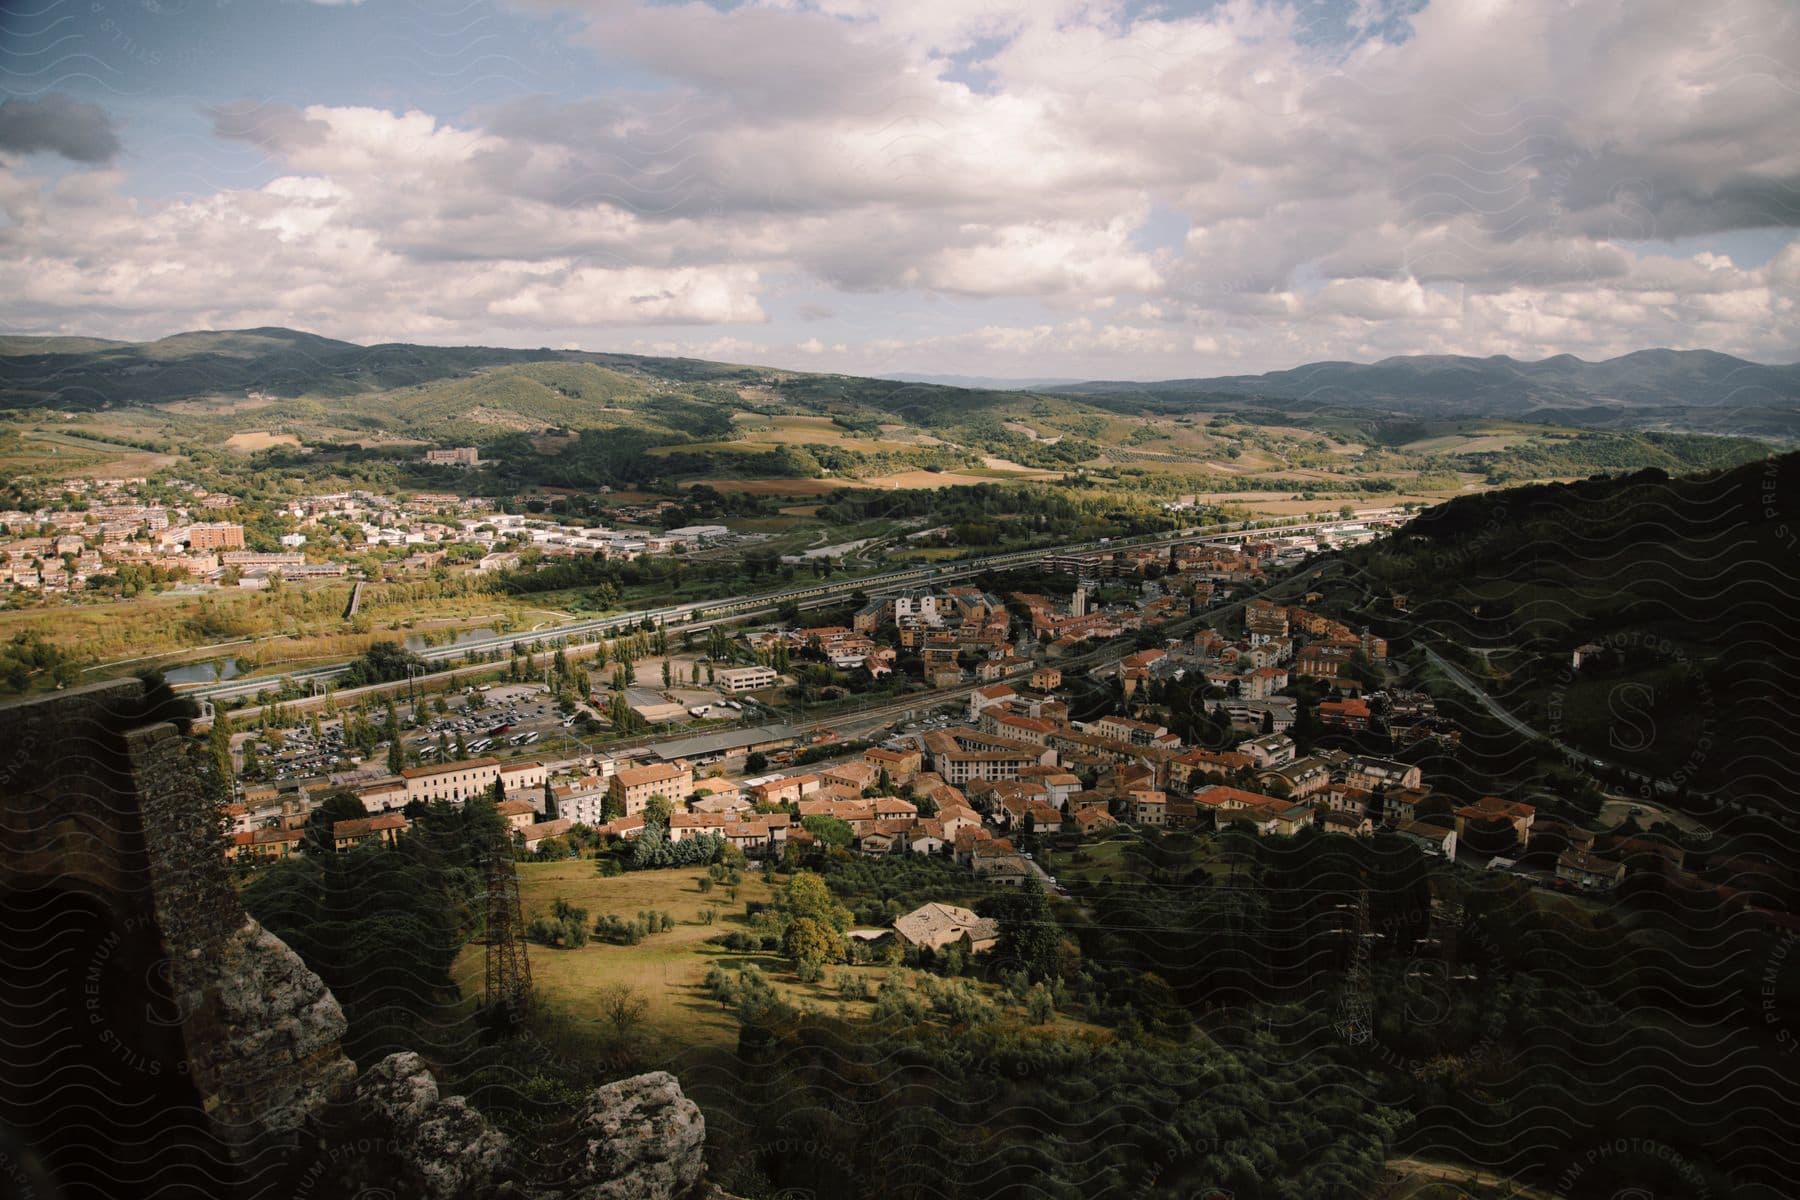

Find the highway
[[176, 510, 1397, 706], [1423, 646, 1684, 802]]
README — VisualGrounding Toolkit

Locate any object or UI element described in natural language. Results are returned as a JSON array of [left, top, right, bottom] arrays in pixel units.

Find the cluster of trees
[[0, 629, 78, 692], [712, 991, 1407, 1199], [528, 898, 590, 949], [240, 797, 503, 1064], [592, 909, 675, 944], [611, 827, 728, 871], [340, 640, 426, 689], [816, 481, 1179, 546], [1466, 429, 1767, 484], [1352, 453, 1799, 813]]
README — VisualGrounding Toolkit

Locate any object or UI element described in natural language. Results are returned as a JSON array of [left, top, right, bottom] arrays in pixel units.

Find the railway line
[[176, 511, 1396, 706]]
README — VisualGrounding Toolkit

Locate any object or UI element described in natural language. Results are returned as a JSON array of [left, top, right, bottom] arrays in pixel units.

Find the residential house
[[1383, 786, 1434, 826], [1320, 810, 1374, 837], [333, 813, 410, 851], [1072, 804, 1119, 835], [495, 799, 538, 831], [1241, 733, 1297, 769], [1556, 850, 1626, 890], [893, 903, 1000, 953], [1130, 789, 1169, 827], [863, 746, 922, 784], [1395, 820, 1457, 858], [1343, 755, 1423, 793], [520, 818, 574, 852], [968, 683, 1017, 721], [227, 827, 304, 863], [1260, 755, 1332, 800], [1454, 795, 1537, 848], [1319, 697, 1373, 731]]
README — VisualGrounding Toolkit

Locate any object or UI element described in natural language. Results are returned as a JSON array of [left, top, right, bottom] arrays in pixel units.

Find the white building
[[717, 665, 777, 693]]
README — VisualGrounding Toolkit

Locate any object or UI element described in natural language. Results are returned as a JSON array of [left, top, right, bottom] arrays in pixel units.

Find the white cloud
[[1, 0, 1795, 373]]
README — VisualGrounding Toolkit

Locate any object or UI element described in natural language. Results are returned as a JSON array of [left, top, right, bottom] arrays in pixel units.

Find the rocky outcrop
[[0, 681, 734, 1199], [566, 1071, 708, 1200], [348, 1058, 711, 1200], [189, 918, 358, 1143], [355, 1051, 516, 1200]]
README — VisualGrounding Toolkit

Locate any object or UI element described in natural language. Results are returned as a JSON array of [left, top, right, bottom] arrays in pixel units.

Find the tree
[[302, 792, 368, 856], [994, 875, 1061, 983], [777, 871, 852, 934], [342, 641, 426, 689], [597, 982, 649, 1040], [644, 794, 673, 833], [801, 814, 854, 849], [783, 916, 845, 968], [528, 897, 590, 948], [745, 752, 768, 774], [208, 710, 236, 795], [387, 733, 405, 774]]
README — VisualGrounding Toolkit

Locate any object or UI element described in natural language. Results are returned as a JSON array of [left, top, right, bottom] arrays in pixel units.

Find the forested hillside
[[1343, 452, 1800, 817]]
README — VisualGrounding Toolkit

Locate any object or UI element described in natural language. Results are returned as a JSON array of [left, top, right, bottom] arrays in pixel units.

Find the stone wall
[[0, 678, 728, 1200], [0, 679, 357, 1196]]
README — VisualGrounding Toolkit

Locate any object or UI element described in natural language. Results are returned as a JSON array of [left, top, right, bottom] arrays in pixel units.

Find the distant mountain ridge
[[0, 329, 1794, 440], [1049, 348, 1800, 414], [876, 372, 1088, 390]]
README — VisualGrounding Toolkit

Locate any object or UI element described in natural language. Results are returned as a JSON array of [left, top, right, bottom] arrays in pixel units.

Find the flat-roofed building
[[922, 726, 1054, 785], [717, 665, 777, 693], [425, 446, 481, 467], [186, 522, 246, 550]]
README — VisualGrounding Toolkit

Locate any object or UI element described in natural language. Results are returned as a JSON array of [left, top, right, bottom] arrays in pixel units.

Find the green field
[[452, 862, 1089, 1060], [452, 863, 774, 1051]]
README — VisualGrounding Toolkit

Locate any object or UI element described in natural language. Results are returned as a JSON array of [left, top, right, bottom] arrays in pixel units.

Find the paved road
[[1598, 795, 1704, 836], [1422, 647, 1545, 743], [1423, 646, 1687, 808]]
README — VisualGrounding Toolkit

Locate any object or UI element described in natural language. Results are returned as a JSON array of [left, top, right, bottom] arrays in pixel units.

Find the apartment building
[[922, 727, 1053, 785], [608, 761, 694, 816], [186, 522, 246, 551]]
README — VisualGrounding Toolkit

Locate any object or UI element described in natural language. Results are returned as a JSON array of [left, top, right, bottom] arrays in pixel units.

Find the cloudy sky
[[1, 0, 1796, 379]]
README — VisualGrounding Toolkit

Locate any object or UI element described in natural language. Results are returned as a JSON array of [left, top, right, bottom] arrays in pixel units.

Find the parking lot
[[246, 682, 580, 784]]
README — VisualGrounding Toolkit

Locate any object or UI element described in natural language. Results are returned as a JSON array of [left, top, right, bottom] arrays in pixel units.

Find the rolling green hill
[[0, 328, 1780, 495]]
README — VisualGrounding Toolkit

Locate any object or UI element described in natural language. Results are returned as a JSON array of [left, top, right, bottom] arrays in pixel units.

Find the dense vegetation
[[241, 798, 502, 1065], [1339, 452, 1800, 816]]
